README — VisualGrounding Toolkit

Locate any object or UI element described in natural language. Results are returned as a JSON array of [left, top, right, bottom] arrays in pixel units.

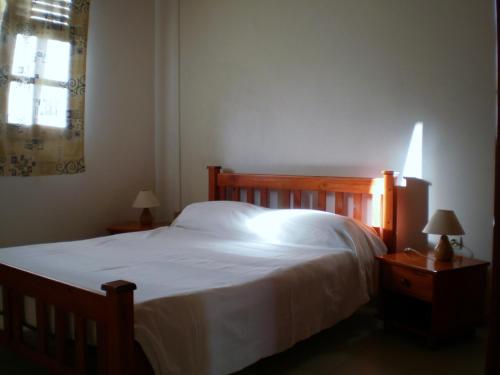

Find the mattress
[[0, 202, 386, 374]]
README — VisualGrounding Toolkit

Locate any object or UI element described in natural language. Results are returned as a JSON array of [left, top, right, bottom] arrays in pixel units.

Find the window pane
[[42, 40, 71, 82], [11, 34, 37, 78], [8, 82, 34, 126], [37, 86, 68, 128]]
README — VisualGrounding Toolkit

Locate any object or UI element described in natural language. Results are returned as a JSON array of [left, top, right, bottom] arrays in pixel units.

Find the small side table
[[377, 251, 489, 344], [107, 221, 169, 235]]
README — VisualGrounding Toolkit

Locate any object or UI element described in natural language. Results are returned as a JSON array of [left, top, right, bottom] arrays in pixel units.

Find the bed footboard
[[0, 263, 137, 374]]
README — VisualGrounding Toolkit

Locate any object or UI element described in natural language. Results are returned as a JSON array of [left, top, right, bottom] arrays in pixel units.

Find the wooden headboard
[[207, 166, 397, 252]]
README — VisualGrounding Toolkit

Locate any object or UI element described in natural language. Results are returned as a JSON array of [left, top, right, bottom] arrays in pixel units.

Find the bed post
[[207, 166, 222, 201], [382, 170, 397, 253], [101, 280, 137, 375]]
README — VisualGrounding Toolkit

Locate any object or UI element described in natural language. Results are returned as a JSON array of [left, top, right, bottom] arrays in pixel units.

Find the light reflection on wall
[[402, 122, 423, 185]]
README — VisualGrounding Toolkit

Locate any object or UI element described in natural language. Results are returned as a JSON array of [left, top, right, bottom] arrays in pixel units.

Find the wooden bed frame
[[0, 166, 397, 374]]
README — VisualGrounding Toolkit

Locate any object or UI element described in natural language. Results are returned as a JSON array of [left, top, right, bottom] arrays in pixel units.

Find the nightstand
[[106, 221, 169, 235], [376, 251, 489, 344]]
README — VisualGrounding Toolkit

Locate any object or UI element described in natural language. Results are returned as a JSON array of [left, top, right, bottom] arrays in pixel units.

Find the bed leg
[[101, 280, 137, 375]]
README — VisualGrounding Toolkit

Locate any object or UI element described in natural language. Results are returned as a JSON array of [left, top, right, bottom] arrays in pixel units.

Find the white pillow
[[245, 208, 353, 247], [172, 201, 267, 240], [172, 201, 385, 252]]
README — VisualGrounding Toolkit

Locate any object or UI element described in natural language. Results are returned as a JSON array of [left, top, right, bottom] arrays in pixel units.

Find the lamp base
[[434, 235, 454, 262], [139, 208, 153, 227]]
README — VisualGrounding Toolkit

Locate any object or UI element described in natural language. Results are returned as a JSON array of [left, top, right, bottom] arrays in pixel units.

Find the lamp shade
[[422, 209, 465, 235], [132, 190, 159, 208]]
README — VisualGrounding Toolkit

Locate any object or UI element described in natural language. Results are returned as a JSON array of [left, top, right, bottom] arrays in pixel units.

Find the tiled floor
[[0, 305, 486, 374], [237, 306, 486, 375]]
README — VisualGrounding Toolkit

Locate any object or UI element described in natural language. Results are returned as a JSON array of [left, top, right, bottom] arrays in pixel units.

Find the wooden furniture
[[0, 266, 140, 374], [107, 221, 169, 235], [0, 166, 397, 374], [377, 251, 489, 344]]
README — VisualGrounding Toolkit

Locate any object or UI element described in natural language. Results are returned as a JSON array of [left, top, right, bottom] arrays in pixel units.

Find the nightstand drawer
[[382, 264, 433, 302]]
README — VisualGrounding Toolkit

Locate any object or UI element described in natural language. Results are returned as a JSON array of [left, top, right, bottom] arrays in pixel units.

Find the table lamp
[[133, 190, 160, 226], [422, 209, 465, 261]]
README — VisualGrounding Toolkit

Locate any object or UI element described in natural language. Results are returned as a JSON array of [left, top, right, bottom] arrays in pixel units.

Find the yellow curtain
[[0, 0, 90, 176]]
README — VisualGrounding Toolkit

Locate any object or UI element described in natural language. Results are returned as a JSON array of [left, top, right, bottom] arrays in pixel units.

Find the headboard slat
[[293, 190, 302, 208], [318, 191, 327, 211], [335, 192, 346, 215], [247, 188, 255, 204], [353, 194, 363, 221], [260, 189, 269, 208], [281, 190, 291, 208], [231, 187, 240, 202], [218, 186, 226, 200]]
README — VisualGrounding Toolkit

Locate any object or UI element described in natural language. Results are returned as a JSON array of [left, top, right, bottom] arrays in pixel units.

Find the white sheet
[[0, 223, 386, 374]]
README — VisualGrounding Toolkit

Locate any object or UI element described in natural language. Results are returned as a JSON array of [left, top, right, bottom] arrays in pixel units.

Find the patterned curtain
[[0, 0, 90, 176]]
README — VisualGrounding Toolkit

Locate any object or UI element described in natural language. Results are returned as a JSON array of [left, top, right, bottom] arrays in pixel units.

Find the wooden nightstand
[[107, 221, 169, 235], [377, 251, 489, 344]]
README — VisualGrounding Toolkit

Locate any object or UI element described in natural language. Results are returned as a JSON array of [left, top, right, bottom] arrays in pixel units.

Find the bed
[[0, 166, 397, 374]]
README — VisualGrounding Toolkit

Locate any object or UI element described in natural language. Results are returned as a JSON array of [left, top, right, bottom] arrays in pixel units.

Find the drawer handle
[[400, 277, 411, 288]]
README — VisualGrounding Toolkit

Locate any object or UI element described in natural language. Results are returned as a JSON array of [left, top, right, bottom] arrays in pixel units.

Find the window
[[0, 0, 90, 176], [7, 0, 72, 128]]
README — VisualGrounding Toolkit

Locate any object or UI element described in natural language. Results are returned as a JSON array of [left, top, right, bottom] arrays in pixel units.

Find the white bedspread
[[0, 223, 385, 374]]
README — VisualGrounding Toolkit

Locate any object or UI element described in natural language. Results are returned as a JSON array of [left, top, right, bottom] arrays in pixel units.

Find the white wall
[[1, 0, 495, 263], [155, 0, 182, 222], [177, 0, 496, 261], [0, 0, 156, 246]]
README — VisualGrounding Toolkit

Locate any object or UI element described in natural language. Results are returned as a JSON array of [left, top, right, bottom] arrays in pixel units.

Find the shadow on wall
[[396, 177, 430, 251]]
